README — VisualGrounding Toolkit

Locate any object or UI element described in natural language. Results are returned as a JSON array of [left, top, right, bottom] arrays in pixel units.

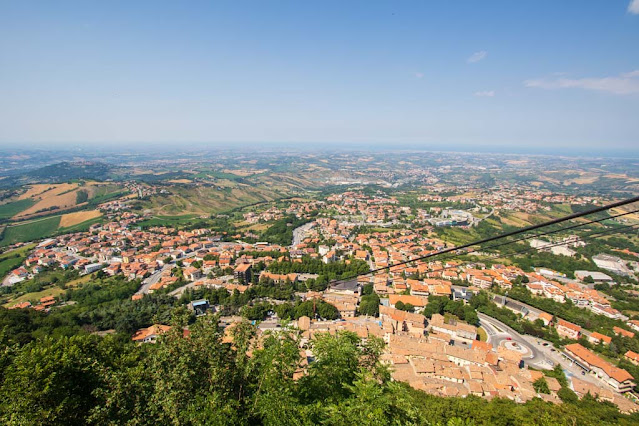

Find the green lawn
[[477, 327, 488, 342], [0, 199, 36, 220], [3, 285, 65, 308], [0, 216, 61, 246]]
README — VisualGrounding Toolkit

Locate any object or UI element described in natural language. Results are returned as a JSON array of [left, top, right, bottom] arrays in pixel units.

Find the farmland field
[[135, 184, 284, 216], [58, 216, 103, 233], [0, 199, 36, 220], [137, 214, 202, 228], [9, 182, 127, 220], [0, 216, 61, 246], [59, 210, 102, 228]]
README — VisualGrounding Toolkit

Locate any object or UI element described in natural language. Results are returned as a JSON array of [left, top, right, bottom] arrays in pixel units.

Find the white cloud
[[467, 51, 487, 63], [414, 72, 424, 79], [524, 70, 639, 95], [628, 0, 639, 14], [474, 90, 495, 97]]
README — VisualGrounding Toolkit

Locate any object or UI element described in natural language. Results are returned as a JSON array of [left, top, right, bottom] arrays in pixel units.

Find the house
[[428, 314, 477, 341], [564, 343, 635, 393], [388, 295, 428, 310], [7, 267, 29, 285], [555, 319, 581, 340], [538, 312, 553, 326], [588, 332, 612, 345], [183, 267, 202, 281], [8, 301, 32, 310], [84, 263, 103, 274], [260, 271, 298, 284], [322, 250, 336, 264], [354, 250, 369, 261], [132, 324, 172, 343], [40, 296, 56, 308], [575, 270, 614, 284], [234, 263, 252, 284], [525, 282, 545, 295], [190, 299, 210, 316], [379, 305, 426, 336], [613, 326, 635, 339], [625, 351, 639, 366]]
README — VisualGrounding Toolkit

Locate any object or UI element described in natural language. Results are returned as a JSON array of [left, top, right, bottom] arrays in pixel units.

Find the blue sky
[[0, 1, 638, 153]]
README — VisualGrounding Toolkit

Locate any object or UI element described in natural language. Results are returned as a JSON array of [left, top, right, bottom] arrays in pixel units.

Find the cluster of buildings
[[3, 186, 639, 412], [529, 235, 585, 257], [8, 295, 57, 312], [521, 271, 627, 320]]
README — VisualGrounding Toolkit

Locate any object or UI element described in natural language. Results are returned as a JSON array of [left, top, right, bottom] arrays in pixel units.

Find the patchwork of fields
[[0, 182, 124, 221], [0, 212, 103, 247]]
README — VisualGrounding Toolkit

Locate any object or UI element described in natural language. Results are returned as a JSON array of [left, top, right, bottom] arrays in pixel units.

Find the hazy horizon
[[0, 141, 638, 160]]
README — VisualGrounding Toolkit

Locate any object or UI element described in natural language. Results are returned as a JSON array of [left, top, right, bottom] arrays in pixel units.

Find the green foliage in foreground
[[1, 317, 638, 425]]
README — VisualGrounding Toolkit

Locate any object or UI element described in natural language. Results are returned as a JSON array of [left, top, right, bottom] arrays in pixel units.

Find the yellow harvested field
[[604, 174, 639, 183], [538, 176, 561, 184], [222, 169, 253, 177], [18, 184, 51, 200], [13, 182, 112, 219], [17, 189, 79, 218], [168, 179, 193, 184], [59, 210, 102, 228], [564, 176, 598, 185], [18, 183, 78, 200], [610, 207, 639, 222]]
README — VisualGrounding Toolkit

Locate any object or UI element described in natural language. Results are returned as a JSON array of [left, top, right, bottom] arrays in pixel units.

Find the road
[[479, 314, 631, 395], [291, 222, 315, 247], [478, 312, 553, 369], [136, 264, 170, 295], [134, 246, 221, 295]]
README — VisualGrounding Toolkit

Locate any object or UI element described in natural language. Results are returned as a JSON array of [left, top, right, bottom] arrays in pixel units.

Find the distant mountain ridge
[[0, 161, 119, 188], [27, 161, 114, 182]]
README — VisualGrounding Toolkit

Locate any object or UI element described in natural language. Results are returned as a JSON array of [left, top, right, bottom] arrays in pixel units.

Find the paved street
[[478, 312, 553, 369], [291, 222, 315, 247], [136, 264, 169, 295]]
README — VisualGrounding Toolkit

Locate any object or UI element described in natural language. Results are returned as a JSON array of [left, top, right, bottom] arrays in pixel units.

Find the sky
[[0, 0, 638, 154]]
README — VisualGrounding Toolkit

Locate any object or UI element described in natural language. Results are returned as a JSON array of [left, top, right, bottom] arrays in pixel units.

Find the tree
[[299, 331, 361, 403], [395, 301, 414, 312], [533, 377, 550, 394], [249, 330, 301, 423], [322, 372, 422, 425], [0, 335, 104, 424], [358, 293, 380, 317]]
